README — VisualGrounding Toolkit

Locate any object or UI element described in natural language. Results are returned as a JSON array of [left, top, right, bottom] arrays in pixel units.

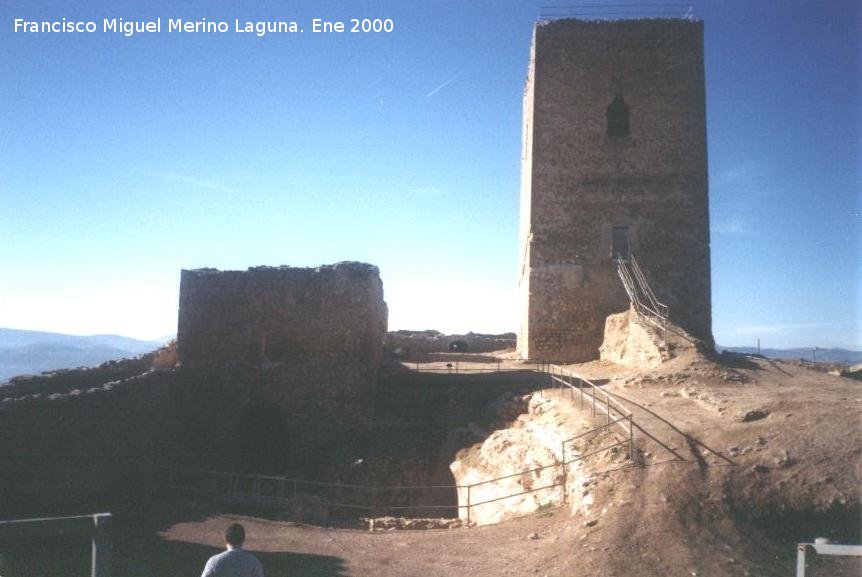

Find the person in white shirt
[[201, 523, 264, 577]]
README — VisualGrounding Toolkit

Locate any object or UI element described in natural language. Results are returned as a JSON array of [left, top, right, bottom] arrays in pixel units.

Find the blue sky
[[0, 0, 859, 349]]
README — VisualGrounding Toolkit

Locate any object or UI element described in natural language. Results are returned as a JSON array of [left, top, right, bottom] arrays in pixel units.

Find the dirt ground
[[90, 348, 859, 577], [10, 348, 859, 577]]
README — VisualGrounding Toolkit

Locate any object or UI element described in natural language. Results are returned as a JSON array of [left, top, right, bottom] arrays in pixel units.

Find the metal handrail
[[155, 411, 631, 526], [630, 256, 668, 319], [0, 513, 112, 577], [615, 255, 670, 343], [154, 364, 639, 526], [548, 366, 632, 418], [407, 359, 546, 375]]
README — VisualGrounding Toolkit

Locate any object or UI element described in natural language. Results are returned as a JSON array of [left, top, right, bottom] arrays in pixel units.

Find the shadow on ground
[[119, 539, 348, 577], [0, 499, 348, 577]]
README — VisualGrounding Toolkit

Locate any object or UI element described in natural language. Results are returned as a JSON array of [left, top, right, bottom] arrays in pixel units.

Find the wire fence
[[154, 410, 632, 527], [0, 513, 113, 577], [151, 364, 637, 526], [407, 359, 550, 374], [547, 364, 634, 455]]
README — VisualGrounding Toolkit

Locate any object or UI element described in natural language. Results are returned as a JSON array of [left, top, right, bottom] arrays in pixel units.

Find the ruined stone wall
[[0, 370, 181, 515], [518, 18, 712, 362], [177, 262, 388, 468], [178, 262, 386, 371], [0, 263, 389, 513]]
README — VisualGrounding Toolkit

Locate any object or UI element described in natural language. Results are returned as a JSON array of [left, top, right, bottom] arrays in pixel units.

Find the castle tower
[[518, 19, 712, 362]]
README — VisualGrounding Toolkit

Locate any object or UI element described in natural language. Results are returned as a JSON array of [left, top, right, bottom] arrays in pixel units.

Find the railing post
[[579, 378, 583, 410], [606, 396, 611, 425], [797, 544, 807, 577], [91, 513, 112, 577], [591, 386, 596, 417], [560, 441, 567, 504], [466, 485, 471, 527], [628, 415, 634, 460]]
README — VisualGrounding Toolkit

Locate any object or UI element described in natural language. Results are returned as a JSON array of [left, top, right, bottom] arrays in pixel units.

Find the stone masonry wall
[[178, 262, 386, 371], [0, 370, 181, 515], [518, 19, 712, 362], [177, 262, 388, 468]]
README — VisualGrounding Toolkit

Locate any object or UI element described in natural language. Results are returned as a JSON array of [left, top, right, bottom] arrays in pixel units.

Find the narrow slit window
[[606, 95, 630, 137]]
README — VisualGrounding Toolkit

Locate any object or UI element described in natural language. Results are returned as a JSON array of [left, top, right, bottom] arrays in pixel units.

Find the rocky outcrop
[[599, 307, 669, 369], [449, 393, 592, 525]]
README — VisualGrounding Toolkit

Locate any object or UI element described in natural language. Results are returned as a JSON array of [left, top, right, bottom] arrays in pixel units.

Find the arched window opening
[[606, 95, 630, 137]]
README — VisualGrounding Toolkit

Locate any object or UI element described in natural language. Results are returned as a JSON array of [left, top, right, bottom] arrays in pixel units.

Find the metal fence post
[[591, 386, 596, 416], [561, 442, 567, 504], [579, 378, 584, 410], [606, 396, 611, 425], [91, 513, 112, 577], [466, 485, 471, 527], [628, 415, 634, 460], [796, 544, 807, 577]]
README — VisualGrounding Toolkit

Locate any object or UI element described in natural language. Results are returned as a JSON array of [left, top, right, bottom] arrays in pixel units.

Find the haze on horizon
[[1, 0, 859, 350]]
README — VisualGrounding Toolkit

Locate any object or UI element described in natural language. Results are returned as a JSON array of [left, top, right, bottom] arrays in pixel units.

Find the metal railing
[[796, 540, 862, 576], [538, 4, 696, 21], [630, 256, 669, 320], [616, 255, 670, 339], [409, 359, 550, 374], [155, 410, 631, 527], [547, 364, 634, 460], [0, 513, 112, 577], [152, 364, 638, 527]]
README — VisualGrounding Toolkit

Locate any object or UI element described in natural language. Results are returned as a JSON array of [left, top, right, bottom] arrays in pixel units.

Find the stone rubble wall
[[0, 369, 182, 515], [1, 262, 390, 514], [178, 261, 387, 372], [176, 262, 388, 462]]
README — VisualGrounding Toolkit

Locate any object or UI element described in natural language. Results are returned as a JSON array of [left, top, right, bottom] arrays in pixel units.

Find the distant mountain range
[[717, 345, 862, 365], [1, 327, 859, 384], [0, 328, 168, 383]]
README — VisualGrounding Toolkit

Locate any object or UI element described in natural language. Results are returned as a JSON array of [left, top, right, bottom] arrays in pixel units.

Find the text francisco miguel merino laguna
[[13, 17, 394, 37]]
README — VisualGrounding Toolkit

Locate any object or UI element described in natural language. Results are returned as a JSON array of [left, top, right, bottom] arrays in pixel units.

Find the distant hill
[[718, 345, 862, 365], [0, 328, 166, 383]]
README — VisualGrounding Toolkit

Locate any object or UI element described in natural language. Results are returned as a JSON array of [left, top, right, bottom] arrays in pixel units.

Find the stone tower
[[518, 19, 712, 362]]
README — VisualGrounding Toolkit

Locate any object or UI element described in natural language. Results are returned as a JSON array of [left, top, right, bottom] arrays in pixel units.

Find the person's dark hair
[[225, 523, 245, 547]]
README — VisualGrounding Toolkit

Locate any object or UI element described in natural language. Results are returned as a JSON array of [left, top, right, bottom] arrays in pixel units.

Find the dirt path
[[110, 352, 861, 577]]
